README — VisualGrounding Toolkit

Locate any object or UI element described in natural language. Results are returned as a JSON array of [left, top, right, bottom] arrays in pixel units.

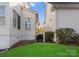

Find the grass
[[0, 43, 79, 57]]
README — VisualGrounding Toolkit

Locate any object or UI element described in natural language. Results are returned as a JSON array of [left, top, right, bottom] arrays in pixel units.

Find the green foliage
[[71, 34, 79, 41], [45, 32, 54, 41], [56, 28, 76, 43]]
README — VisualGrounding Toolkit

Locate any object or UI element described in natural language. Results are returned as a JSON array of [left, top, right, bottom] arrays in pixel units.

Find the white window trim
[[13, 10, 21, 30], [25, 17, 31, 30], [13, 10, 18, 28], [0, 17, 5, 25]]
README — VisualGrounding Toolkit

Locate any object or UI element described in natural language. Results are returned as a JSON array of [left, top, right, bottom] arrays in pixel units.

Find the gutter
[[48, 2, 79, 4]]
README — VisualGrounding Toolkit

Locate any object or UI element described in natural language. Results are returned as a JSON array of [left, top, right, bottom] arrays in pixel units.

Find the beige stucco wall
[[45, 3, 56, 32], [45, 3, 52, 31]]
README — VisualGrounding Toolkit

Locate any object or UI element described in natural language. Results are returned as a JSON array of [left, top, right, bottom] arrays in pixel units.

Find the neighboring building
[[0, 2, 38, 50], [36, 22, 43, 34], [45, 2, 79, 42], [21, 5, 38, 42], [45, 3, 56, 32], [35, 13, 39, 34]]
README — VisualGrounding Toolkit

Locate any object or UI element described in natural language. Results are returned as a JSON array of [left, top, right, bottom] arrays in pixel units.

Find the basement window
[[25, 17, 31, 30]]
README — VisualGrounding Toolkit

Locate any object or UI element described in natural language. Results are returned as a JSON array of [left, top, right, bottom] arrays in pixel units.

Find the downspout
[[43, 3, 47, 43], [35, 14, 37, 43], [9, 7, 12, 50], [53, 4, 57, 43]]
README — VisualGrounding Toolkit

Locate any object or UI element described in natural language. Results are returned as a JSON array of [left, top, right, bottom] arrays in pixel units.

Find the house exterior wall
[[21, 9, 36, 41], [0, 2, 37, 49], [0, 3, 10, 35], [9, 4, 22, 47], [45, 3, 79, 42], [0, 3, 11, 49], [45, 3, 53, 31], [45, 3, 56, 32], [0, 3, 21, 49], [10, 4, 36, 47], [56, 9, 79, 33]]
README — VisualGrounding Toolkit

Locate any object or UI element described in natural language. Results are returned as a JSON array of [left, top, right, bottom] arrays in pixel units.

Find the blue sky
[[29, 2, 46, 25]]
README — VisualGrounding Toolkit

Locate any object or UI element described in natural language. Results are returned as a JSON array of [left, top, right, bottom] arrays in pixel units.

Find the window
[[17, 15, 21, 29], [13, 10, 17, 28], [0, 5, 5, 25], [13, 10, 21, 29], [0, 6, 5, 16], [25, 17, 31, 30]]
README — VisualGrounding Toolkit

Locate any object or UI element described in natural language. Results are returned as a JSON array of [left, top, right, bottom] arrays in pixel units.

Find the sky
[[29, 2, 46, 25]]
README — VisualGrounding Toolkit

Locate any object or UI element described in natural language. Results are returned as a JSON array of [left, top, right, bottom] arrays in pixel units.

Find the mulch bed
[[0, 40, 35, 52], [65, 40, 79, 45], [59, 40, 79, 46], [10, 40, 35, 49]]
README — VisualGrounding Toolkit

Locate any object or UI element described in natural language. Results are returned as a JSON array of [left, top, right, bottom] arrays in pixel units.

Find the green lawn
[[0, 43, 79, 57]]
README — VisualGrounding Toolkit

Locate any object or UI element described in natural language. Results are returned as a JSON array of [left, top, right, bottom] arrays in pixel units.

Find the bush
[[45, 32, 54, 42], [71, 34, 79, 41], [56, 28, 76, 43], [65, 34, 79, 45]]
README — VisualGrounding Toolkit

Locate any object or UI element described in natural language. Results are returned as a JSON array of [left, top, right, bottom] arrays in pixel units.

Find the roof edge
[[48, 2, 79, 4]]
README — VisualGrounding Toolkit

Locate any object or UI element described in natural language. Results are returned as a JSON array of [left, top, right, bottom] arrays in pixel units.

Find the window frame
[[13, 10, 17, 28], [17, 14, 21, 30], [13, 10, 21, 30], [25, 17, 31, 30]]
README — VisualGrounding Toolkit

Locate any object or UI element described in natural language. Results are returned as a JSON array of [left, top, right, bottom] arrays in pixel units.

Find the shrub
[[71, 34, 79, 41], [45, 32, 54, 42], [56, 28, 76, 43], [66, 34, 79, 45]]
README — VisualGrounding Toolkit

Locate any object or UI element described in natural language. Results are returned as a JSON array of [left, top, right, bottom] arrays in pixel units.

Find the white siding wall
[[0, 36, 10, 49], [56, 9, 79, 33], [0, 3, 11, 49], [0, 3, 10, 35], [9, 5, 22, 47], [0, 3, 36, 49], [21, 9, 36, 40]]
